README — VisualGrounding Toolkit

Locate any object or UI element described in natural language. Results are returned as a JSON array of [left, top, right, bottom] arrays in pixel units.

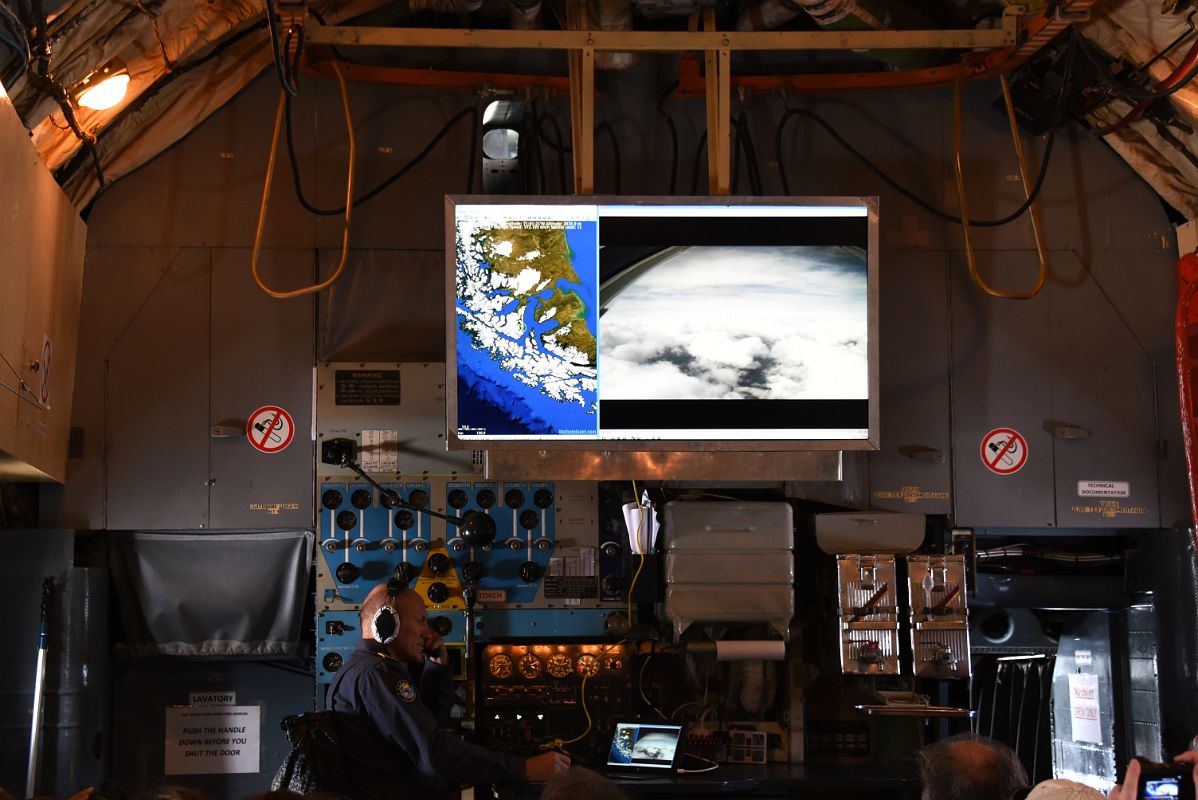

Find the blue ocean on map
[[457, 222, 599, 437]]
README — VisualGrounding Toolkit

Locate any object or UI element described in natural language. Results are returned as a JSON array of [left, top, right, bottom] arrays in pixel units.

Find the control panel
[[314, 363, 628, 698], [477, 641, 633, 765]]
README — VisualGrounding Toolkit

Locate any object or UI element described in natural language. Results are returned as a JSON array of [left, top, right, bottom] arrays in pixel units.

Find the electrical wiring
[[774, 36, 1077, 228], [538, 639, 627, 753], [627, 480, 648, 624], [596, 120, 621, 194], [657, 81, 679, 195], [1074, 27, 1198, 104], [638, 653, 669, 720], [251, 60, 354, 299], [539, 110, 569, 193], [677, 753, 720, 774], [284, 96, 478, 216], [264, 0, 299, 96]]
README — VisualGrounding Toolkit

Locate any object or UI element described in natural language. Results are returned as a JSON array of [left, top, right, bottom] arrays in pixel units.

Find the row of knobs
[[323, 488, 553, 533]]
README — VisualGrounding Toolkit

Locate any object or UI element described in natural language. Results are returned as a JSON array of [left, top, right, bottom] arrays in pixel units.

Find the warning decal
[[247, 406, 295, 454], [980, 428, 1028, 475]]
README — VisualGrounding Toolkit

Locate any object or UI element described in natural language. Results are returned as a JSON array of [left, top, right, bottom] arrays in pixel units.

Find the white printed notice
[[1068, 673, 1102, 744], [165, 704, 260, 775]]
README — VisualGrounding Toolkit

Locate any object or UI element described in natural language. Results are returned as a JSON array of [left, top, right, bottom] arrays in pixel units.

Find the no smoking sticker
[[981, 428, 1027, 475], [247, 406, 294, 454]]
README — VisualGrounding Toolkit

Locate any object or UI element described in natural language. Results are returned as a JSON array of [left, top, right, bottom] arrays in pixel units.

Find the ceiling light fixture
[[74, 60, 129, 111]]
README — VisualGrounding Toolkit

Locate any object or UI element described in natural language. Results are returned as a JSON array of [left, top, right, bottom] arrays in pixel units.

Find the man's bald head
[[919, 734, 1028, 800]]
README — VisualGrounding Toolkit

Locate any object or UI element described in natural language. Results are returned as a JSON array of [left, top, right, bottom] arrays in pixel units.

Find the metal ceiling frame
[[304, 3, 1022, 194]]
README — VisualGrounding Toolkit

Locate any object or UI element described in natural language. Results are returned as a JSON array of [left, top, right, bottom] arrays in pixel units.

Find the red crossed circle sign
[[247, 405, 295, 454], [980, 428, 1027, 475]]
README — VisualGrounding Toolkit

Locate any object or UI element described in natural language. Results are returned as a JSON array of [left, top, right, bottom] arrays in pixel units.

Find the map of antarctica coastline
[[455, 214, 600, 437]]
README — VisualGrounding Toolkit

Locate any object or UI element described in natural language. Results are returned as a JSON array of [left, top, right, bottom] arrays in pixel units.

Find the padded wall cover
[[109, 530, 312, 656]]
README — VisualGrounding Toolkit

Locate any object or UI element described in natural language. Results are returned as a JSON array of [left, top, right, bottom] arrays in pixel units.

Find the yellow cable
[[627, 481, 646, 624], [952, 68, 1049, 301], [251, 60, 355, 299], [539, 640, 627, 752]]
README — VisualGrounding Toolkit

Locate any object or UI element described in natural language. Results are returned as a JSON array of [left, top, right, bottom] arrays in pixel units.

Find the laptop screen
[[606, 723, 684, 771]]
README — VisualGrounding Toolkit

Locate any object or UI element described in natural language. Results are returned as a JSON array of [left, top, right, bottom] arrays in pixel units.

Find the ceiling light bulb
[[77, 73, 129, 111]]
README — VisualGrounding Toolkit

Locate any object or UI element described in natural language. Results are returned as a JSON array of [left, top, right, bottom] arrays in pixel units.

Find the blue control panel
[[446, 481, 556, 604]]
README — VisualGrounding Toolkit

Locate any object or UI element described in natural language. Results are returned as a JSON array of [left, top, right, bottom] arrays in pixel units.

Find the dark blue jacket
[[328, 640, 524, 799]]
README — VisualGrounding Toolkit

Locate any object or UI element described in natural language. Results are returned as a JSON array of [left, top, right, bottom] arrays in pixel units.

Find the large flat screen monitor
[[446, 196, 878, 451]]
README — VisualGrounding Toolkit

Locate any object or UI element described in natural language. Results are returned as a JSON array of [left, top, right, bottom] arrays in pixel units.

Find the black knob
[[335, 562, 360, 584], [462, 560, 485, 584], [321, 489, 343, 510], [430, 616, 453, 636], [601, 542, 621, 558], [460, 510, 497, 547], [505, 488, 525, 509], [336, 510, 358, 531], [325, 620, 348, 635], [601, 574, 623, 594], [408, 489, 430, 509], [322, 652, 344, 672], [533, 488, 554, 509], [395, 510, 416, 530], [519, 561, 540, 583], [476, 488, 497, 509], [394, 562, 418, 586], [351, 489, 373, 509], [448, 489, 469, 509], [380, 490, 402, 509], [518, 509, 540, 530], [427, 582, 450, 604], [427, 553, 451, 575]]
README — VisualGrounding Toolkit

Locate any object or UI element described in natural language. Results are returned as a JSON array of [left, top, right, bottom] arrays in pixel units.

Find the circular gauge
[[546, 654, 573, 679], [604, 656, 624, 672], [518, 653, 543, 679], [488, 654, 513, 680], [576, 653, 600, 678]]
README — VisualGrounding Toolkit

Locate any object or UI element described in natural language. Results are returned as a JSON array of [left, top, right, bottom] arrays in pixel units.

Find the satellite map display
[[454, 206, 600, 438]]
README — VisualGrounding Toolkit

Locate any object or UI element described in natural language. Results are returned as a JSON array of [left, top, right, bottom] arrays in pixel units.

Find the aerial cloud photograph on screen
[[600, 245, 867, 401], [454, 205, 600, 438]]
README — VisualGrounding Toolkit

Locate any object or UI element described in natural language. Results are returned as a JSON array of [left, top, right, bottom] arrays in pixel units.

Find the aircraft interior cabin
[[4, 0, 1198, 798]]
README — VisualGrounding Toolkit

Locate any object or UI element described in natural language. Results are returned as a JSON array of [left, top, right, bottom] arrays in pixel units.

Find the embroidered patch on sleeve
[[395, 679, 417, 702]]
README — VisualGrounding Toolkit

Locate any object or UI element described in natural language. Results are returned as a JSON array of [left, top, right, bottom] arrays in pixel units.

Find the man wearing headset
[[328, 580, 570, 799]]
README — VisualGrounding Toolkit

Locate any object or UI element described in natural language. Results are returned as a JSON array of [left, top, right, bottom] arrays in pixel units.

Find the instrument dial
[[546, 654, 573, 679], [576, 653, 600, 678], [518, 653, 543, 679], [488, 654, 513, 679]]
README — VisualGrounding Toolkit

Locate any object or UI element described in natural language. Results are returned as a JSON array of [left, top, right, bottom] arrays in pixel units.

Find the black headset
[[371, 572, 409, 646]]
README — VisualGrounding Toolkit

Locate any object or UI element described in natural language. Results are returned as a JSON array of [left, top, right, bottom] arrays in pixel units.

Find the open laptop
[[603, 722, 685, 777]]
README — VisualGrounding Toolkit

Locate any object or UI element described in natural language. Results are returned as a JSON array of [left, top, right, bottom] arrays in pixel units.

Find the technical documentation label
[[165, 704, 260, 775], [1077, 480, 1129, 498]]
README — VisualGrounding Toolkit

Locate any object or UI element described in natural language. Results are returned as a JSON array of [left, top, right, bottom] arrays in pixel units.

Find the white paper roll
[[714, 640, 786, 661]]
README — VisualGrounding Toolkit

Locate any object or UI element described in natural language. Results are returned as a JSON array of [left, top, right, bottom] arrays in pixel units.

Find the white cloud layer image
[[599, 245, 867, 401]]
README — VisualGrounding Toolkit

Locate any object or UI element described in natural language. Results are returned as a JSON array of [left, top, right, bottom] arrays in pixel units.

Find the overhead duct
[[633, 0, 718, 20], [587, 0, 638, 69], [736, 0, 941, 68], [509, 0, 543, 29]]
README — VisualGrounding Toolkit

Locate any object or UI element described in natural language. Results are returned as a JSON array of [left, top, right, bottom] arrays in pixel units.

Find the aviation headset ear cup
[[371, 604, 400, 645]]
